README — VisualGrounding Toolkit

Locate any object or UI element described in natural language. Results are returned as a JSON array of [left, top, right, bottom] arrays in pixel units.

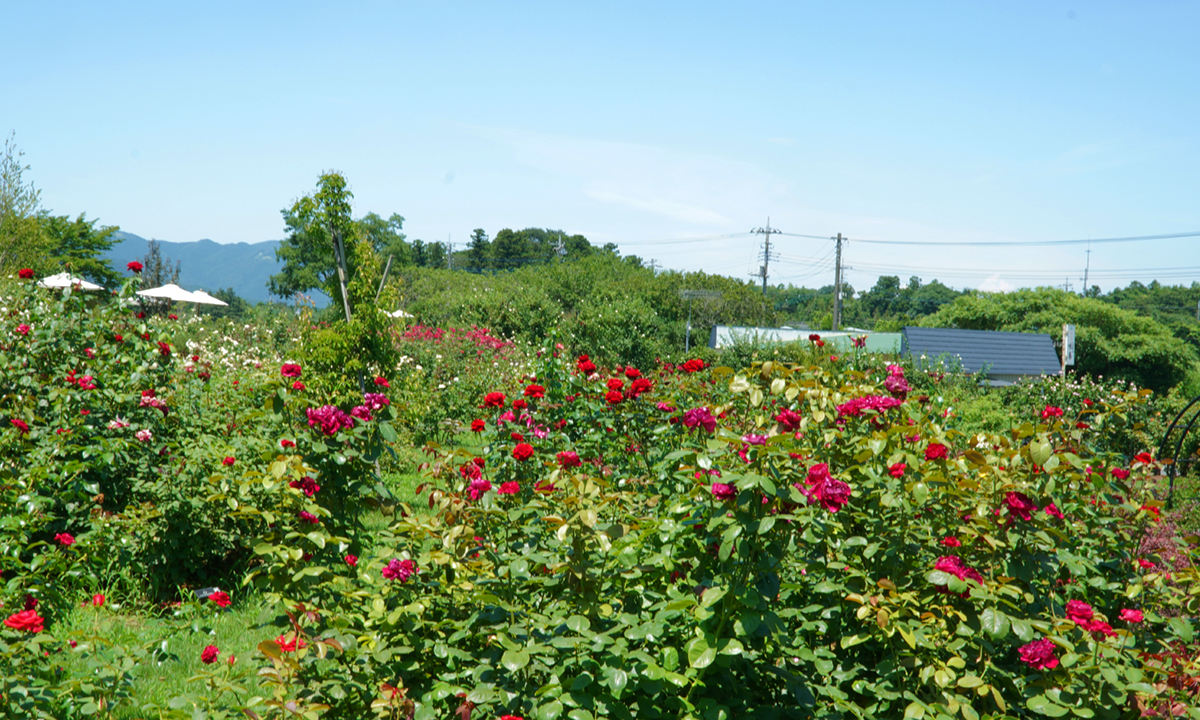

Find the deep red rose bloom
[[24, 595, 37, 611], [576, 355, 597, 374], [201, 645, 220, 664], [1040, 405, 1064, 420], [1119, 608, 1143, 623], [291, 381, 305, 391], [524, 384, 545, 398], [10, 418, 29, 434], [281, 439, 295, 448], [510, 432, 524, 442], [556, 450, 582, 468], [512, 443, 534, 461], [470, 418, 485, 432], [4, 610, 45, 633], [512, 399, 528, 410], [280, 363, 302, 378], [297, 511, 320, 524], [345, 554, 358, 566], [498, 481, 520, 494], [55, 532, 76, 546], [473, 457, 486, 468], [113, 334, 123, 343], [374, 376, 389, 387], [1018, 638, 1059, 670], [1111, 468, 1130, 480], [605, 390, 623, 405], [16, 323, 31, 336], [17, 268, 33, 279], [222, 456, 235, 466], [1044, 502, 1064, 519], [1066, 599, 1094, 625], [606, 378, 624, 391], [629, 378, 652, 397], [208, 591, 231, 608], [275, 634, 307, 652], [91, 593, 105, 607], [941, 536, 961, 547], [484, 392, 506, 407], [808, 333, 821, 342], [711, 482, 737, 500], [1133, 452, 1154, 465], [1004, 491, 1038, 521], [127, 261, 143, 273], [167, 313, 178, 320], [774, 408, 802, 431], [682, 359, 705, 373], [500, 715, 525, 720], [888, 462, 906, 478], [624, 367, 641, 379], [924, 443, 948, 461], [1137, 558, 1155, 570], [382, 558, 418, 582]]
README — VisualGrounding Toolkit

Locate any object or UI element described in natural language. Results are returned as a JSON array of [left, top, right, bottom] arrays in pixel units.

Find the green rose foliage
[[237, 347, 1199, 719]]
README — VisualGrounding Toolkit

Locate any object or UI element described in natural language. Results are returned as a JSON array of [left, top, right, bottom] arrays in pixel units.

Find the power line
[[778, 230, 1200, 247]]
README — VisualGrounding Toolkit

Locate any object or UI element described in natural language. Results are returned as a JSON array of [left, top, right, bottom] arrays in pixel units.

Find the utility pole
[[832, 233, 844, 331], [447, 234, 453, 271], [751, 218, 781, 294], [554, 233, 567, 263], [1081, 242, 1091, 295]]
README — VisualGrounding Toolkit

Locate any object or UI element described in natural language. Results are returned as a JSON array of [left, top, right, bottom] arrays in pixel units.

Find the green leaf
[[566, 615, 591, 633], [1010, 617, 1034, 642], [379, 422, 398, 443], [501, 649, 530, 671], [1169, 617, 1194, 642], [1031, 439, 1053, 466], [609, 668, 628, 692], [981, 608, 1010, 639]]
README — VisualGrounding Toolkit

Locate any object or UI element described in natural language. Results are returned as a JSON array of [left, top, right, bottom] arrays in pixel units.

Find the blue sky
[[6, 1, 1199, 294]]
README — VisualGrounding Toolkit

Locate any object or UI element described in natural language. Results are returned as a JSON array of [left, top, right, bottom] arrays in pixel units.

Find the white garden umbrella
[[136, 284, 202, 302], [387, 308, 413, 318], [39, 272, 104, 291], [189, 290, 229, 306]]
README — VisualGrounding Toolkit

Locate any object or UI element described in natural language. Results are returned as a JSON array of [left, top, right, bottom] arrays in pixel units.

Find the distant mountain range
[[104, 232, 327, 305]]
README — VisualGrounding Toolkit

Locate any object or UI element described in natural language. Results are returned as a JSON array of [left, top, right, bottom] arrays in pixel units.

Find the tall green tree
[[269, 172, 358, 309], [42, 213, 121, 287], [466, 228, 490, 272], [0, 133, 53, 274]]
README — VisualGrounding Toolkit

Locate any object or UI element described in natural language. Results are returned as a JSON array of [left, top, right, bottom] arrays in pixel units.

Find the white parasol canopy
[[387, 308, 413, 318], [189, 290, 229, 306], [39, 272, 104, 291], [136, 284, 201, 302]]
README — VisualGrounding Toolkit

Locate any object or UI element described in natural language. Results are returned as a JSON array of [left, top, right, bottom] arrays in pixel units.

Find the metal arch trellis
[[1157, 394, 1200, 510]]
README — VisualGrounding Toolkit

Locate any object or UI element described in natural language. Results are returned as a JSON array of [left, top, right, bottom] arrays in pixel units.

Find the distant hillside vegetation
[[104, 232, 326, 305]]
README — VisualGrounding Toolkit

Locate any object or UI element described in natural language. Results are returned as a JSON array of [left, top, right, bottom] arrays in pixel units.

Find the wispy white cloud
[[978, 274, 1016, 292]]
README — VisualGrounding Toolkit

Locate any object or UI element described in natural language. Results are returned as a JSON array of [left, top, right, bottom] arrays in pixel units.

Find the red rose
[[281, 439, 295, 448], [4, 610, 45, 633], [374, 376, 389, 387], [1018, 638, 1059, 670], [512, 399, 528, 410], [1004, 491, 1038, 521], [576, 355, 597, 374], [222, 456, 235, 466], [10, 418, 29, 434], [55, 532, 76, 546], [523, 384, 545, 398], [606, 378, 624, 391], [484, 392, 506, 408], [888, 462, 906, 478], [940, 536, 961, 547], [1133, 452, 1154, 465], [280, 364, 302, 378], [924, 443, 948, 461], [92, 593, 105, 607], [167, 313, 178, 320], [113, 334, 123, 343], [1044, 503, 1064, 519], [512, 443, 534, 461], [1119, 609, 1143, 624], [201, 645, 220, 664], [808, 334, 821, 342], [17, 268, 33, 279], [624, 367, 641, 379], [629, 378, 652, 397], [345, 554, 358, 566], [1066, 599, 1094, 625], [1111, 468, 1130, 480], [556, 450, 582, 468], [291, 381, 305, 390], [682, 359, 705, 373], [605, 390, 623, 405], [498, 481, 520, 494], [127, 261, 143, 273], [157, 341, 171, 357], [711, 482, 737, 500], [470, 419, 485, 432], [510, 432, 525, 442], [1040, 405, 1064, 420]]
